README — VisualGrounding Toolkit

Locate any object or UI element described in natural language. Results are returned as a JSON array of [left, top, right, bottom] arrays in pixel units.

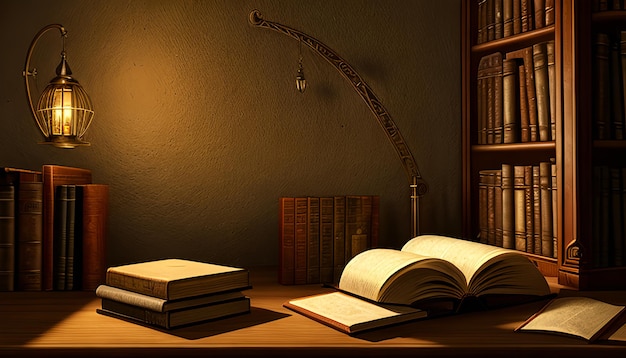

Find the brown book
[[610, 39, 624, 140], [477, 55, 490, 144], [319, 197, 334, 284], [370, 195, 380, 248], [533, 0, 545, 28], [486, 170, 497, 246], [333, 196, 346, 283], [610, 168, 623, 267], [278, 197, 295, 285], [621, 167, 626, 266], [594, 33, 611, 140], [491, 52, 504, 144], [0, 184, 14, 291], [286, 235, 551, 334], [551, 160, 557, 258], [539, 162, 553, 258], [545, 0, 554, 26], [547, 41, 556, 140], [524, 165, 534, 254], [53, 185, 70, 291], [487, 0, 495, 41], [503, 58, 520, 143], [77, 184, 109, 291], [513, 0, 522, 34], [513, 165, 527, 252], [520, 0, 531, 32], [532, 166, 541, 255], [294, 197, 308, 284], [494, 170, 503, 247], [533, 42, 551, 141], [105, 258, 249, 300], [1, 168, 44, 291], [306, 197, 320, 284], [621, 32, 626, 137], [479, 170, 489, 244], [42, 165, 92, 291], [494, 0, 503, 40], [518, 62, 530, 142], [478, 0, 488, 44], [503, 0, 514, 37], [479, 53, 503, 144], [98, 296, 250, 330], [509, 48, 538, 141], [501, 164, 515, 249]]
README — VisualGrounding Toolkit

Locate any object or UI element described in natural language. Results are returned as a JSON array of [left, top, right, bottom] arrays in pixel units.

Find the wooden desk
[[1, 267, 625, 357]]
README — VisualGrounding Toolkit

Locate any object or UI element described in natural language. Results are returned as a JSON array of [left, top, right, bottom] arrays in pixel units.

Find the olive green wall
[[0, 0, 461, 268]]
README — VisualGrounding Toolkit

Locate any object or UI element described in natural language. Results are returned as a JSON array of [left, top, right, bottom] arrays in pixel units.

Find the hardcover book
[[105, 259, 250, 300], [97, 296, 251, 329], [516, 296, 626, 342], [77, 184, 109, 291], [285, 235, 551, 334]]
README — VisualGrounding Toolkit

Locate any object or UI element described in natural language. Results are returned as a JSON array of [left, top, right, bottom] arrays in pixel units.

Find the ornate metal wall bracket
[[249, 9, 427, 237]]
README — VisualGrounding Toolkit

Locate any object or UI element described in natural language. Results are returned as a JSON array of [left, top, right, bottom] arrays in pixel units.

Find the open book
[[285, 235, 552, 333], [516, 296, 626, 342]]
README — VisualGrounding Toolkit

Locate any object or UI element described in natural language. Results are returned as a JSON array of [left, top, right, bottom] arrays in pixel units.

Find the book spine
[[106, 272, 169, 299], [547, 41, 556, 140], [16, 180, 43, 291], [307, 197, 320, 284], [523, 47, 538, 142], [503, 0, 514, 38], [96, 285, 166, 312], [513, 0, 521, 34], [503, 58, 520, 143], [79, 184, 109, 291], [545, 0, 554, 26], [65, 185, 76, 290], [319, 197, 334, 284], [533, 0, 545, 29], [501, 164, 515, 249], [54, 185, 69, 290], [487, 170, 496, 246], [539, 161, 554, 258], [0, 185, 15, 291], [532, 166, 541, 255], [533, 42, 551, 141], [492, 52, 504, 144], [593, 33, 610, 140], [370, 195, 380, 247], [622, 31, 626, 140], [278, 197, 295, 285], [518, 62, 530, 142], [494, 170, 503, 247], [494, 0, 503, 40], [294, 197, 308, 284], [479, 170, 489, 243], [514, 165, 527, 251], [551, 160, 558, 258], [101, 299, 169, 328], [333, 196, 346, 283], [520, 0, 530, 33], [610, 168, 623, 267], [524, 166, 534, 254], [610, 38, 624, 140]]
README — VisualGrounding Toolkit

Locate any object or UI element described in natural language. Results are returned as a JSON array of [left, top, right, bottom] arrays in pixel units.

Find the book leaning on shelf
[[96, 258, 252, 329], [284, 235, 552, 334]]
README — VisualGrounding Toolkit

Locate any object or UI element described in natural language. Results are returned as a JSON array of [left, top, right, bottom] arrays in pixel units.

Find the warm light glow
[[52, 88, 73, 136]]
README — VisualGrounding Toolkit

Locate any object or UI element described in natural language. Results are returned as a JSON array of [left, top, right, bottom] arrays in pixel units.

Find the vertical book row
[[0, 165, 108, 291], [278, 195, 379, 285]]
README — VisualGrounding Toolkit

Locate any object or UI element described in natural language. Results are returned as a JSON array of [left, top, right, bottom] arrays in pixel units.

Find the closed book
[[294, 197, 308, 284], [0, 185, 15, 291], [547, 41, 556, 140], [533, 0, 545, 28], [333, 196, 346, 283], [501, 164, 515, 249], [610, 39, 624, 140], [278, 197, 295, 285], [96, 284, 247, 312], [533, 42, 551, 141], [539, 162, 553, 258], [307, 197, 320, 284], [513, 165, 527, 252], [503, 58, 520, 143], [77, 184, 109, 291], [524, 166, 534, 254], [319, 197, 334, 284], [594, 33, 610, 140], [53, 185, 69, 290], [42, 165, 92, 291], [98, 296, 251, 329], [105, 259, 250, 300], [545, 0, 554, 26], [503, 0, 514, 37], [532, 166, 541, 255]]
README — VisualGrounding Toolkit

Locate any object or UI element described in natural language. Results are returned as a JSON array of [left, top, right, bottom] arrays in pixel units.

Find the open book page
[[338, 248, 466, 304], [402, 235, 550, 297], [285, 291, 426, 333], [517, 296, 626, 341]]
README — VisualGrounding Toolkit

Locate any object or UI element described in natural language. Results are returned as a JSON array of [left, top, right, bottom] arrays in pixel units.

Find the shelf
[[472, 141, 556, 153], [472, 25, 555, 56]]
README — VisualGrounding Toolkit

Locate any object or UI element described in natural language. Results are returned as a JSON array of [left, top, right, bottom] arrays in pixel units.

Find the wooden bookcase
[[462, 0, 626, 290]]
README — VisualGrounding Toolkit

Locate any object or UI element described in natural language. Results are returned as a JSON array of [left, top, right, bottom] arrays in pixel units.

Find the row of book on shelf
[[593, 30, 626, 140], [95, 259, 251, 329], [476, 0, 555, 45], [0, 165, 108, 292], [478, 159, 557, 258], [592, 165, 626, 268], [477, 40, 556, 145], [278, 195, 379, 285]]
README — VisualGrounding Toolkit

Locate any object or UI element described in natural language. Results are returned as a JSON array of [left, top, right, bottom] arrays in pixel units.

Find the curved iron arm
[[23, 24, 67, 138], [249, 9, 427, 237]]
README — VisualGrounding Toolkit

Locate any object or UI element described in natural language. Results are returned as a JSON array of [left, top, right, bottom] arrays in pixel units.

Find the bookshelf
[[462, 0, 626, 290]]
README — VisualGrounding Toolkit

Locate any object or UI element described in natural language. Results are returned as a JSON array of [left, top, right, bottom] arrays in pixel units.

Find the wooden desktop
[[1, 267, 625, 357]]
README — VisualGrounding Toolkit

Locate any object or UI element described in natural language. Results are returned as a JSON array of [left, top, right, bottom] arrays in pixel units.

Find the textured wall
[[0, 0, 461, 268]]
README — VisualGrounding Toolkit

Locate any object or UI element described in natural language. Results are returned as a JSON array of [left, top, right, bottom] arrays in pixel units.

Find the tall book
[[610, 39, 624, 140], [533, 0, 545, 29], [610, 168, 623, 267], [503, 0, 514, 38], [294, 197, 308, 284], [533, 42, 551, 141], [513, 165, 527, 252], [520, 0, 531, 32], [77, 184, 109, 291], [524, 165, 535, 254], [332, 195, 346, 283], [494, 170, 503, 247], [508, 48, 538, 141], [518, 61, 530, 142], [547, 41, 556, 140], [539, 161, 553, 258], [545, 0, 554, 26], [42, 165, 92, 291], [479, 170, 489, 243], [0, 184, 15, 291], [621, 31, 626, 135], [278, 197, 295, 285], [551, 160, 558, 258], [501, 164, 515, 249], [503, 58, 520, 143], [105, 259, 250, 300], [2, 168, 44, 291], [306, 197, 320, 284], [53, 185, 69, 290], [593, 33, 610, 140], [513, 0, 522, 34], [532, 166, 541, 255], [319, 197, 334, 284]]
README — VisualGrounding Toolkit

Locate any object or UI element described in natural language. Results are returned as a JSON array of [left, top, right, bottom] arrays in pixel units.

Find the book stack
[[96, 259, 252, 329], [477, 0, 555, 45], [278, 195, 379, 286]]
